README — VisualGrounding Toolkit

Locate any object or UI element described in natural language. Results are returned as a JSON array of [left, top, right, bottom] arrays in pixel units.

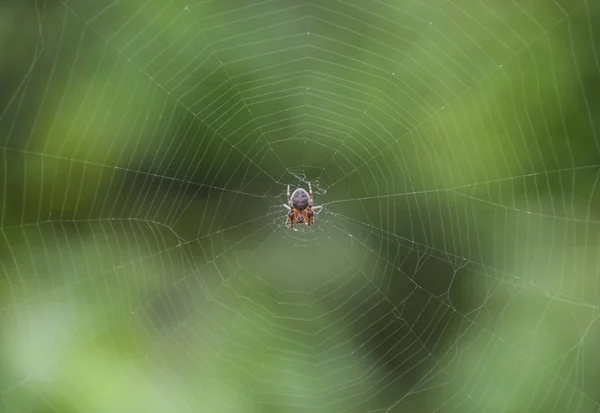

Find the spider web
[[1, 0, 600, 412]]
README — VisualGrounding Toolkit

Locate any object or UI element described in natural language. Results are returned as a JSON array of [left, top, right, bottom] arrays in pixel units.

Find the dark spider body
[[291, 188, 310, 211], [283, 183, 322, 229]]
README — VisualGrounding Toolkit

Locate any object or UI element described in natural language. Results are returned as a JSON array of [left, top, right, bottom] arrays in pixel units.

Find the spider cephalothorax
[[283, 182, 322, 229]]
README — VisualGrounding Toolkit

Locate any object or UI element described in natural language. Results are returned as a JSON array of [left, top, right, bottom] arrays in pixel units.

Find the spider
[[283, 182, 322, 229]]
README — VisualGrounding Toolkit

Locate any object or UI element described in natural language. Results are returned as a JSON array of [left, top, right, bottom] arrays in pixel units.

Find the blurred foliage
[[1, 0, 600, 412]]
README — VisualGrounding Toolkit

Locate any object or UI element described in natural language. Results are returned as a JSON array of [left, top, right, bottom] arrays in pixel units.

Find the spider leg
[[307, 182, 320, 225], [287, 184, 292, 206], [286, 209, 295, 229], [282, 204, 291, 210]]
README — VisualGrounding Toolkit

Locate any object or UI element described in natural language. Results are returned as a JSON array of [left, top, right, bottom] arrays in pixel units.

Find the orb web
[[1, 0, 600, 412]]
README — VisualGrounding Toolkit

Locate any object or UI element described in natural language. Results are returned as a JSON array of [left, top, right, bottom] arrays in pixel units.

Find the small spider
[[283, 182, 322, 229]]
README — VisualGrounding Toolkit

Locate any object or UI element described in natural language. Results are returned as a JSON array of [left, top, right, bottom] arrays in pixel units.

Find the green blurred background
[[1, 0, 600, 412]]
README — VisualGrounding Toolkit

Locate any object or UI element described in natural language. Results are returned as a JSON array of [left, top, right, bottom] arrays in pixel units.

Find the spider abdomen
[[291, 188, 309, 210]]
